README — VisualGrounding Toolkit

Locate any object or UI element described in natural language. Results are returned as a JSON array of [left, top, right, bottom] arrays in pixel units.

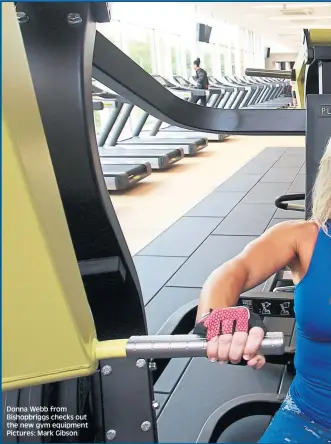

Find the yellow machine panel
[[292, 44, 306, 109], [2, 3, 98, 391], [293, 29, 331, 108]]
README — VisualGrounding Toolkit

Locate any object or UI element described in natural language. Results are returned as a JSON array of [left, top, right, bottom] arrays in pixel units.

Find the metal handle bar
[[275, 193, 305, 212], [125, 332, 285, 359], [245, 68, 291, 80]]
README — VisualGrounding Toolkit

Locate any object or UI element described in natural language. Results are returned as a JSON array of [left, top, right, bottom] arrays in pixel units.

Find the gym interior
[[3, 2, 331, 443]]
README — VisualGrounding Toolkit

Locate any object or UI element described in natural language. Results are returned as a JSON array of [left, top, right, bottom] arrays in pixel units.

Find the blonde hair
[[311, 138, 331, 233]]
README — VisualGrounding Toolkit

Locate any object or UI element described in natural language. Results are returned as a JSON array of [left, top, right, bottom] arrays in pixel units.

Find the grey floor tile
[[138, 217, 222, 257], [242, 183, 290, 204], [145, 287, 200, 335], [185, 192, 245, 218], [260, 167, 300, 183], [134, 256, 186, 304], [215, 173, 262, 193], [213, 204, 276, 236], [274, 208, 305, 219], [273, 155, 305, 169], [167, 235, 256, 288], [287, 174, 305, 194]]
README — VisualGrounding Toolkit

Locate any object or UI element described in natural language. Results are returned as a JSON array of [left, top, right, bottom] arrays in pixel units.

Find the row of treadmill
[[93, 73, 291, 191]]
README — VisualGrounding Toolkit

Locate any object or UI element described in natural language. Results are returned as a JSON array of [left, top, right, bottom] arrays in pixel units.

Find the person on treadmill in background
[[194, 140, 331, 443], [190, 58, 209, 106]]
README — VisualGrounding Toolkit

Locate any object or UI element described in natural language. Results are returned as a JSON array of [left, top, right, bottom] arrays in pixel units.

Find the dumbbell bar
[[124, 332, 284, 359]]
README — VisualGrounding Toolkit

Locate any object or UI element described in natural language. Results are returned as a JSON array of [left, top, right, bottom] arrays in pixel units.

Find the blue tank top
[[291, 222, 331, 429]]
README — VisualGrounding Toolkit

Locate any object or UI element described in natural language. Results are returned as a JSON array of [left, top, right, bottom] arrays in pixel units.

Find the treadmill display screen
[[153, 75, 168, 87], [175, 77, 188, 86]]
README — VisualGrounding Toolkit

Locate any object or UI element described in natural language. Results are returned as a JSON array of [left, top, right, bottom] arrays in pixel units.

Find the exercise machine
[[4, 2, 331, 442], [95, 89, 205, 157], [92, 90, 184, 171], [150, 75, 227, 142], [92, 76, 209, 153]]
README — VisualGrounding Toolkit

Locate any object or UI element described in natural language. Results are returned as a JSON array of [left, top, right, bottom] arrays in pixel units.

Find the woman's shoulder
[[267, 219, 319, 243]]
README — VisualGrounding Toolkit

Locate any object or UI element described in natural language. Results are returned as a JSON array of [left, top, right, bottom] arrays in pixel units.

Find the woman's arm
[[197, 221, 300, 320]]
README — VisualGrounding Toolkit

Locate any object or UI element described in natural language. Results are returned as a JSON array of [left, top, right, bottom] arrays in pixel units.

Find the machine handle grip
[[245, 68, 291, 80], [126, 332, 285, 359], [275, 193, 305, 212]]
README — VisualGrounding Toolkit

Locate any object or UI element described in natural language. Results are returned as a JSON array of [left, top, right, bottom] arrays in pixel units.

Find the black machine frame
[[6, 1, 331, 443]]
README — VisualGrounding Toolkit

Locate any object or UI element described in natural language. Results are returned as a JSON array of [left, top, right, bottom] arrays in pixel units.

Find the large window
[[122, 24, 154, 74], [204, 53, 213, 76], [154, 32, 180, 77], [97, 20, 122, 47], [197, 42, 213, 76], [231, 52, 236, 75], [169, 35, 181, 76], [97, 5, 267, 86], [127, 41, 152, 73], [171, 47, 178, 74], [240, 50, 245, 76], [185, 49, 192, 79], [220, 51, 226, 76]]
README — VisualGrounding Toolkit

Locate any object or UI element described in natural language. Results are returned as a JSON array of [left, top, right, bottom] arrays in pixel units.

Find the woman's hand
[[206, 326, 266, 370], [193, 307, 267, 370]]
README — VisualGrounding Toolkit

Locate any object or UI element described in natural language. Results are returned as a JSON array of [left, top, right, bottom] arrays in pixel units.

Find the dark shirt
[[194, 68, 209, 89]]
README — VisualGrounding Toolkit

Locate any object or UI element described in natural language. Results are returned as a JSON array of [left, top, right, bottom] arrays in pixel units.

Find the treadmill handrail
[[92, 32, 305, 136], [209, 83, 235, 93]]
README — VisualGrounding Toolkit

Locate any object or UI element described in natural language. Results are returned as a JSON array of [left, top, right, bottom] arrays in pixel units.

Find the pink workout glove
[[193, 306, 267, 341]]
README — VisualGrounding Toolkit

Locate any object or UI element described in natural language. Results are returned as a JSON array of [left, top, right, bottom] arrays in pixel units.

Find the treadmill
[[230, 76, 288, 108], [101, 162, 152, 191], [210, 75, 263, 108], [176, 74, 247, 111], [93, 90, 185, 169], [233, 76, 277, 103], [94, 88, 205, 156], [148, 75, 226, 142], [93, 98, 153, 191]]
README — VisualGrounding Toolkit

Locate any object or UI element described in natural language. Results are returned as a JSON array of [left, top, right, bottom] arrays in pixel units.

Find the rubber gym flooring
[[133, 146, 304, 442]]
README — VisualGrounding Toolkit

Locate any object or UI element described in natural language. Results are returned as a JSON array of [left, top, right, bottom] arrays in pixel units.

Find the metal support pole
[[207, 93, 220, 108], [239, 88, 255, 109], [106, 102, 134, 146], [132, 110, 149, 137], [149, 118, 163, 136], [231, 89, 247, 109], [247, 87, 261, 106], [224, 91, 238, 109], [98, 103, 123, 147], [217, 90, 232, 109]]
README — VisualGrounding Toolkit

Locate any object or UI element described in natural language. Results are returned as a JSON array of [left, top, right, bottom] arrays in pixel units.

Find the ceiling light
[[270, 15, 331, 20], [282, 24, 331, 28], [253, 3, 330, 9]]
